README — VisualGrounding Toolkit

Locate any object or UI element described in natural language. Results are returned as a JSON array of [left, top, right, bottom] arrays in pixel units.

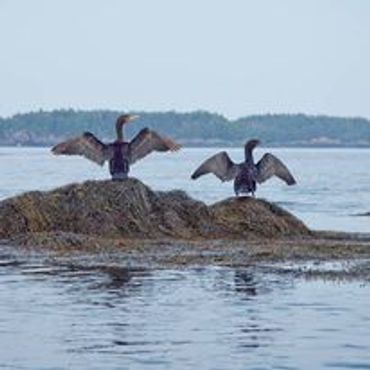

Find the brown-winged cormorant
[[52, 114, 181, 180], [191, 139, 296, 196]]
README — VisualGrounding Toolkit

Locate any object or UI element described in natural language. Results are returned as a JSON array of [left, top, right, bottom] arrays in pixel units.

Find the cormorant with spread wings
[[191, 139, 296, 196], [52, 114, 181, 180]]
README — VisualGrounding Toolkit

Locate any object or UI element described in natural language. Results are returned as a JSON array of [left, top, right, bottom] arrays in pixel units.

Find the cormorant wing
[[191, 151, 239, 182], [51, 132, 110, 166], [129, 128, 181, 164], [256, 153, 296, 185]]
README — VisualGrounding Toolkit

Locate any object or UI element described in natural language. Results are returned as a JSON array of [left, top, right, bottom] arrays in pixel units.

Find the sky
[[0, 0, 370, 119]]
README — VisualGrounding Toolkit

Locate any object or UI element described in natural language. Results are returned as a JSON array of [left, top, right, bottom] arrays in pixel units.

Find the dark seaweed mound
[[0, 179, 309, 248]]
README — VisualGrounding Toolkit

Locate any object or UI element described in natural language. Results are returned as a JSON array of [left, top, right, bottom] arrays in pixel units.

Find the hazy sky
[[1, 0, 370, 118]]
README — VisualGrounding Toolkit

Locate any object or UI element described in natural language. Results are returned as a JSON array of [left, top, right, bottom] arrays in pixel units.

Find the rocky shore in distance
[[0, 179, 370, 271]]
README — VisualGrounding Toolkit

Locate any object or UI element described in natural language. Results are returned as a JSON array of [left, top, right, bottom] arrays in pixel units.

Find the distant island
[[1, 109, 370, 147]]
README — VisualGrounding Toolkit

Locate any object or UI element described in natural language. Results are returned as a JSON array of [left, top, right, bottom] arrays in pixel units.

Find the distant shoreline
[[1, 109, 370, 148]]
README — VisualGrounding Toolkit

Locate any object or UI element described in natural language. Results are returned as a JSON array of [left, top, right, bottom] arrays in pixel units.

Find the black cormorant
[[52, 114, 181, 180], [191, 139, 296, 196]]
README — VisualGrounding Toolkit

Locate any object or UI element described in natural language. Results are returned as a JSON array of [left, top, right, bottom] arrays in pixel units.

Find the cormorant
[[52, 114, 181, 180], [191, 139, 296, 196]]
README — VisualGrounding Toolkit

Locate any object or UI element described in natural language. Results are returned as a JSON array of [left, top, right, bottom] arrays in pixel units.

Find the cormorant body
[[52, 114, 180, 180], [191, 139, 296, 196]]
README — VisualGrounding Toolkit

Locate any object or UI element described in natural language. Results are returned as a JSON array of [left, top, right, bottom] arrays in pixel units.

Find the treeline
[[0, 109, 370, 147]]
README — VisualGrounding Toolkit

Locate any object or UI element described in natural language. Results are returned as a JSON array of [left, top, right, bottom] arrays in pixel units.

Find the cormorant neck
[[244, 146, 254, 163], [244, 141, 258, 163], [116, 121, 125, 141]]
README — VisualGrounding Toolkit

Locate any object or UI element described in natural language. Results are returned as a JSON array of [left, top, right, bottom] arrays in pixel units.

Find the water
[[1, 147, 370, 370], [0, 256, 369, 370]]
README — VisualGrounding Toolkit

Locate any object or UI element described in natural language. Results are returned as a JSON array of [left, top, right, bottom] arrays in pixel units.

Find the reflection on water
[[0, 248, 369, 370]]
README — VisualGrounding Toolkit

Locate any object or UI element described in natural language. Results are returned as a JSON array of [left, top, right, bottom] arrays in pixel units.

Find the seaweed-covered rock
[[0, 179, 310, 245], [210, 197, 309, 238]]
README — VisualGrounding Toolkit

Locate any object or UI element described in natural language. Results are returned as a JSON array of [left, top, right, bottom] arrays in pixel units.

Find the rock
[[0, 179, 311, 247], [355, 212, 370, 217], [210, 197, 309, 238]]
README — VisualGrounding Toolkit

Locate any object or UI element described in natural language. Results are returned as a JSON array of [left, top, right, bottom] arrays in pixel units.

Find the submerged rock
[[355, 212, 370, 217], [0, 179, 310, 247]]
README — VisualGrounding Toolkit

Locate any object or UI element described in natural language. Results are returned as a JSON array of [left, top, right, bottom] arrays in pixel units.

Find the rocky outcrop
[[209, 197, 308, 238], [0, 179, 310, 248]]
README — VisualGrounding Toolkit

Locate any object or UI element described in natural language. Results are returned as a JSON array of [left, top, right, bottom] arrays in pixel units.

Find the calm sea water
[[0, 147, 370, 370]]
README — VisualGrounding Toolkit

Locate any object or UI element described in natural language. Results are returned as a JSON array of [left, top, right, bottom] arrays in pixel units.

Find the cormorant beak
[[127, 115, 140, 122]]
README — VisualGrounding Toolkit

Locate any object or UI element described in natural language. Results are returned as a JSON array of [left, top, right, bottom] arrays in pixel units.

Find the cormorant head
[[116, 114, 140, 126], [115, 114, 139, 141], [245, 139, 261, 150]]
